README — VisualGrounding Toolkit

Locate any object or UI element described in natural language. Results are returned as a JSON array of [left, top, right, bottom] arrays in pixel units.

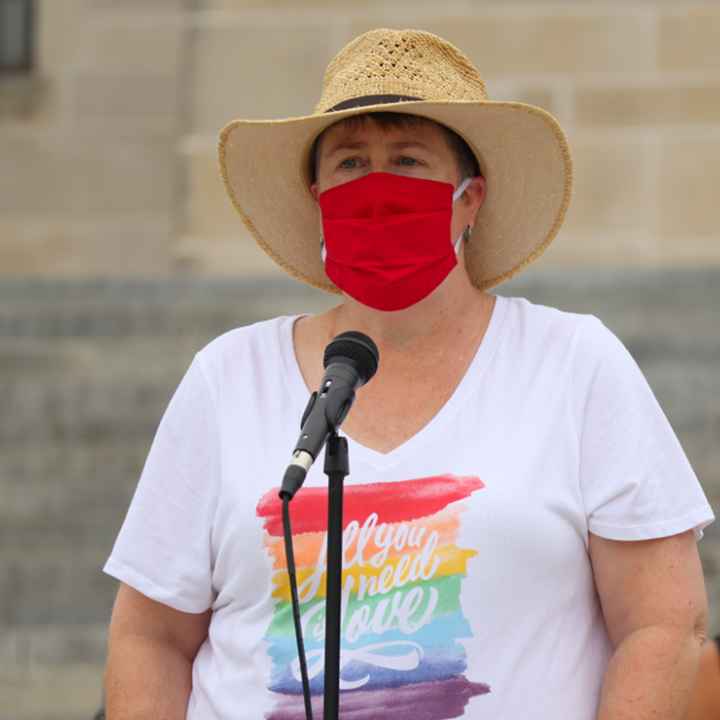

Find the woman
[[103, 28, 715, 719], [687, 637, 720, 718]]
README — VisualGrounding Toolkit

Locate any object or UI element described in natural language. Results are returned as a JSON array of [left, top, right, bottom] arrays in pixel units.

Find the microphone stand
[[322, 430, 348, 720], [283, 331, 379, 720]]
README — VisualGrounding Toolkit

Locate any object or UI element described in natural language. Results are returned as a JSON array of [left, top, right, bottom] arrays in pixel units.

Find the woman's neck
[[328, 270, 493, 357]]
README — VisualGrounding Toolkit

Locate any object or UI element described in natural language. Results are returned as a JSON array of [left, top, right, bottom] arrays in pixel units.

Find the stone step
[[0, 441, 145, 522], [0, 277, 334, 338], [0, 336, 201, 380], [0, 546, 116, 627], [0, 270, 716, 340], [1, 375, 175, 445], [0, 437, 145, 482], [0, 660, 104, 720], [0, 623, 107, 668], [0, 270, 718, 670], [0, 489, 138, 558], [1, 337, 717, 446]]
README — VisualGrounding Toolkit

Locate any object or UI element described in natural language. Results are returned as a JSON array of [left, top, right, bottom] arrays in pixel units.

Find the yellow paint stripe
[[272, 543, 478, 603]]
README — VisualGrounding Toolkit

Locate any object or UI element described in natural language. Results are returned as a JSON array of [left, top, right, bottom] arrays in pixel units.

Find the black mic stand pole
[[323, 429, 349, 720]]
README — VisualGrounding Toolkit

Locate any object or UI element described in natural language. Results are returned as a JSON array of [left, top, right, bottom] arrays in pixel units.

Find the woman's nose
[[364, 157, 396, 175]]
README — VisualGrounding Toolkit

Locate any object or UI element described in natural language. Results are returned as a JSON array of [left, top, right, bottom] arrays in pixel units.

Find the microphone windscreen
[[323, 331, 379, 384]]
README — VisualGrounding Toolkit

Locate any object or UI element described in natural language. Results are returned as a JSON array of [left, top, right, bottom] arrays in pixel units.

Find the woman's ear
[[466, 176, 486, 228], [310, 182, 319, 203], [468, 175, 487, 209]]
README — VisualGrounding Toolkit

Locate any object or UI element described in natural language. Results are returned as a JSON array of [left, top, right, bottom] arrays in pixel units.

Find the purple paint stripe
[[265, 675, 491, 720]]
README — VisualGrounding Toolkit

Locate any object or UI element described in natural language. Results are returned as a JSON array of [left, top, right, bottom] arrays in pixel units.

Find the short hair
[[308, 111, 481, 184]]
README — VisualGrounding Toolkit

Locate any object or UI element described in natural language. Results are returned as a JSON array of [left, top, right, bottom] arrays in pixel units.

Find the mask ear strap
[[453, 225, 473, 254], [452, 176, 473, 202], [452, 177, 474, 254]]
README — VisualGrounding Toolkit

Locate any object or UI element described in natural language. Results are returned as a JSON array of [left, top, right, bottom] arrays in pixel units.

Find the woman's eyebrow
[[390, 141, 434, 153], [324, 140, 436, 158], [325, 140, 366, 157]]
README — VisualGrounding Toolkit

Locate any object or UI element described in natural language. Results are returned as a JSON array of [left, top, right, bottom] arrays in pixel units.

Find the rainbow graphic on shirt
[[255, 474, 490, 719]]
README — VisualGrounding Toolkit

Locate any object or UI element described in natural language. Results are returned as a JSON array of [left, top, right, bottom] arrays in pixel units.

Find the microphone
[[279, 331, 379, 500]]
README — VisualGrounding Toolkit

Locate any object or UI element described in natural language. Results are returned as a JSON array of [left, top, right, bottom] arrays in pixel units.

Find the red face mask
[[319, 172, 472, 312]]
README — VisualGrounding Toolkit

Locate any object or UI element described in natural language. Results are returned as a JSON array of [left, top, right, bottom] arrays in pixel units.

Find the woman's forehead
[[324, 114, 444, 142], [319, 115, 449, 158]]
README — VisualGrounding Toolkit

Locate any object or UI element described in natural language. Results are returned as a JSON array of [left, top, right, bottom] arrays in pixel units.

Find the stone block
[[0, 623, 108, 667], [204, 0, 351, 6], [0, 132, 176, 216], [0, 444, 146, 531], [73, 72, 180, 120], [36, 0, 94, 73], [75, 138, 177, 215], [0, 661, 103, 719], [659, 136, 720, 240], [552, 132, 657, 263], [347, 12, 656, 78], [0, 75, 52, 124], [576, 84, 720, 127], [35, 4, 184, 133], [0, 546, 112, 625], [0, 218, 173, 276], [654, 234, 720, 266], [0, 443, 145, 544], [184, 149, 239, 237], [0, 132, 76, 216], [75, 20, 184, 76], [659, 7, 720, 71], [487, 81, 556, 115], [541, 228, 656, 269], [92, 0, 188, 11], [174, 232, 283, 276], [190, 22, 337, 132], [204, 0, 587, 10], [0, 374, 169, 446], [179, 145, 313, 278]]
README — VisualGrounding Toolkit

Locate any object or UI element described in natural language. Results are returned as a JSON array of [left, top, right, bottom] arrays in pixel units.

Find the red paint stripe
[[256, 474, 484, 536]]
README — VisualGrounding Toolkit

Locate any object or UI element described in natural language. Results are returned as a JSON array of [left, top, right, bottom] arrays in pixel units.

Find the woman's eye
[[338, 157, 360, 169], [398, 156, 419, 166]]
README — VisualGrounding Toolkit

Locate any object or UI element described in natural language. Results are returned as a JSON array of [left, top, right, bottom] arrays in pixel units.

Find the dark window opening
[[0, 0, 34, 74]]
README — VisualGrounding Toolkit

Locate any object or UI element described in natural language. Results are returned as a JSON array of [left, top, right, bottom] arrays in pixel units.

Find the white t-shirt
[[103, 294, 715, 720]]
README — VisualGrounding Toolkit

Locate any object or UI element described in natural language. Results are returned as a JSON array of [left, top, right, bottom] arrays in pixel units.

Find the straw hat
[[218, 28, 572, 293]]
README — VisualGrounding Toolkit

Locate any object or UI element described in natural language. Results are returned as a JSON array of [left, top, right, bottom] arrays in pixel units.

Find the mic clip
[[279, 383, 354, 501], [300, 391, 318, 428]]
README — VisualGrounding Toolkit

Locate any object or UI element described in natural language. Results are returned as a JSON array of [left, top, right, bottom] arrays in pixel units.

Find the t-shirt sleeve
[[576, 316, 715, 543], [102, 352, 220, 613]]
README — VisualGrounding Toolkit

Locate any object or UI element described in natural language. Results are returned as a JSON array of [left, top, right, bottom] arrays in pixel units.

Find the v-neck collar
[[279, 294, 508, 471]]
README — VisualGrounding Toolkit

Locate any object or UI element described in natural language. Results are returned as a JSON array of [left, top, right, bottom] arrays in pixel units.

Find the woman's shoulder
[[193, 313, 303, 381], [497, 294, 626, 372], [498, 294, 601, 342], [202, 314, 293, 350]]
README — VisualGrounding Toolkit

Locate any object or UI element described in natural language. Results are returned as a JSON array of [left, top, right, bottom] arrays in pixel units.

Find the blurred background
[[1, 0, 718, 717]]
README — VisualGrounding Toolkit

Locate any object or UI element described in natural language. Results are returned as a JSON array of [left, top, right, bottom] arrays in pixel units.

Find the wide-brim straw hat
[[218, 28, 572, 294]]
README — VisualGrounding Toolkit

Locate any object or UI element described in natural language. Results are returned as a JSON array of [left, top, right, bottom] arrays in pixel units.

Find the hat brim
[[218, 99, 572, 294]]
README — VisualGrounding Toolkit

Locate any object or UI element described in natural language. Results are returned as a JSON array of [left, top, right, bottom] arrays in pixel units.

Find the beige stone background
[[1, 1, 719, 718], [2, 0, 720, 274]]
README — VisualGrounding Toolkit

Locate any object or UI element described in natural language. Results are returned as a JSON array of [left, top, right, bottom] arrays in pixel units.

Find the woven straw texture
[[218, 28, 573, 295], [315, 30, 488, 111]]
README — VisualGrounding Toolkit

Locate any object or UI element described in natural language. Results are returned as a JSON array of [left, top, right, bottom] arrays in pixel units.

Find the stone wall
[[1, 0, 719, 276], [1, 0, 187, 275]]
